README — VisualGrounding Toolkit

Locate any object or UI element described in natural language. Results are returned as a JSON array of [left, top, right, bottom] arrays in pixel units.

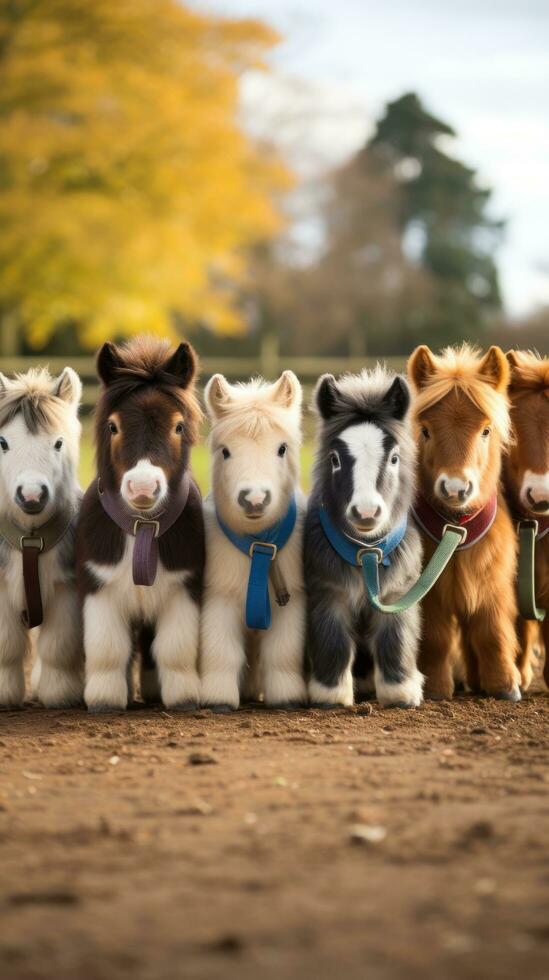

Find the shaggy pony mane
[[209, 378, 302, 446], [0, 369, 72, 434], [412, 344, 511, 444], [508, 349, 549, 398]]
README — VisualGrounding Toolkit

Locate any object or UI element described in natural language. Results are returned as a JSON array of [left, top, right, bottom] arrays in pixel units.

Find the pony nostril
[[459, 482, 473, 502], [440, 480, 450, 499], [153, 481, 160, 498], [238, 489, 271, 514], [527, 488, 549, 511], [40, 485, 49, 503]]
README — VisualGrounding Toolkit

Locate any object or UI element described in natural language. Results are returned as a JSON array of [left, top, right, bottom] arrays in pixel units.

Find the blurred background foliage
[[0, 0, 547, 363]]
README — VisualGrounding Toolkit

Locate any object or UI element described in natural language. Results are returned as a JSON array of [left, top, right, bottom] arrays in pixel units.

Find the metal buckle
[[20, 535, 44, 553], [133, 519, 160, 538], [249, 541, 277, 560], [518, 518, 539, 535], [442, 523, 468, 544], [356, 546, 383, 566]]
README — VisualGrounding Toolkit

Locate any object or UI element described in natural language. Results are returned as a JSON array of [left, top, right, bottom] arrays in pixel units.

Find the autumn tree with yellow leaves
[[0, 0, 290, 352]]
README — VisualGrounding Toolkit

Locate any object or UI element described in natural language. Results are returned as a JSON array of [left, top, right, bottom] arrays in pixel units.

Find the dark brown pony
[[504, 350, 549, 689], [76, 337, 204, 712], [408, 344, 521, 700]]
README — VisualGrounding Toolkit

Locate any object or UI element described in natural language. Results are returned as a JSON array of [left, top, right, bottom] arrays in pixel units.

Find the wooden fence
[[0, 347, 405, 410]]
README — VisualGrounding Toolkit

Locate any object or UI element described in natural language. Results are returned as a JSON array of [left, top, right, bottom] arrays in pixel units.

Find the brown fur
[[504, 350, 549, 688], [408, 344, 521, 699]]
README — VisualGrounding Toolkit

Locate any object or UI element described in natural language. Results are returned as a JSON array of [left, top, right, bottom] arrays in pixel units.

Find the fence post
[[259, 332, 280, 379]]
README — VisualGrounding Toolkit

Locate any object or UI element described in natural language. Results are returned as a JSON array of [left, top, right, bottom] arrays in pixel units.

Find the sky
[[193, 0, 549, 317]]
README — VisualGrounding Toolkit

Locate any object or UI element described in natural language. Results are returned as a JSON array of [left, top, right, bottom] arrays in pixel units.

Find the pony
[[408, 344, 521, 700], [0, 367, 83, 707], [76, 337, 204, 712], [304, 367, 424, 708], [504, 349, 549, 689], [200, 371, 307, 710]]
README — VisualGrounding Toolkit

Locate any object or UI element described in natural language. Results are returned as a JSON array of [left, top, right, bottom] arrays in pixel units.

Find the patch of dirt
[[1, 694, 549, 980]]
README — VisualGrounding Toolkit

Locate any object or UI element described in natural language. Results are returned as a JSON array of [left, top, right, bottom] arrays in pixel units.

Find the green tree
[[366, 92, 504, 344]]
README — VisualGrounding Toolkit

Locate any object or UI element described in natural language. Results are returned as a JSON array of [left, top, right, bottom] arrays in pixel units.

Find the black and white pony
[[304, 367, 424, 708]]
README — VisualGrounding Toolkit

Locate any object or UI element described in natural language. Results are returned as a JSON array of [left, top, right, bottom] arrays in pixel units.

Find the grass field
[[79, 423, 315, 494]]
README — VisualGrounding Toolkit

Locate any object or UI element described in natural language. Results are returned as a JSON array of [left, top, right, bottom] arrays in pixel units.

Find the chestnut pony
[[76, 337, 204, 712], [408, 344, 521, 700], [504, 350, 549, 689]]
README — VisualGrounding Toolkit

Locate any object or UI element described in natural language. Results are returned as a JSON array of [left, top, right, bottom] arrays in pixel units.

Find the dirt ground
[[1, 691, 549, 980]]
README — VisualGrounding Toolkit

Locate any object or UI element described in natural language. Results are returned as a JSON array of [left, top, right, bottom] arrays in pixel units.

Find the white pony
[[200, 371, 307, 710], [0, 368, 83, 707]]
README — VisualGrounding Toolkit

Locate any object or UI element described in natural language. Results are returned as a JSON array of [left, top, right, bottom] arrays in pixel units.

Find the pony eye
[[221, 447, 231, 460], [330, 451, 341, 472], [54, 438, 63, 451], [175, 421, 184, 435], [390, 454, 399, 465], [421, 426, 430, 440], [278, 443, 287, 458], [482, 427, 491, 439], [108, 420, 118, 435], [0, 437, 8, 452]]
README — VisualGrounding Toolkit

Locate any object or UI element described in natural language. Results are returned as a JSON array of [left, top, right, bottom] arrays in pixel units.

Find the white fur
[[341, 423, 391, 527], [84, 538, 200, 710], [374, 665, 424, 708], [309, 669, 354, 707], [0, 368, 83, 707], [200, 373, 306, 708], [521, 469, 549, 512]]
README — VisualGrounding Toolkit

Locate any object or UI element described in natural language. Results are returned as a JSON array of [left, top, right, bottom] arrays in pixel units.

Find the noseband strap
[[216, 497, 297, 630], [97, 473, 191, 586], [0, 510, 76, 629]]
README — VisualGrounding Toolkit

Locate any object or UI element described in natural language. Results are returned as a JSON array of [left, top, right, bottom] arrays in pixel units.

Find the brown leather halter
[[0, 510, 75, 628]]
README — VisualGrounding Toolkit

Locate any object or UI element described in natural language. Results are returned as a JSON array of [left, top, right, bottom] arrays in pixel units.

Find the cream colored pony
[[200, 371, 307, 710]]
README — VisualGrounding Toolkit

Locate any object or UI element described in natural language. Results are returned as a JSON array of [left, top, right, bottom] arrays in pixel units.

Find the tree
[[366, 92, 504, 343], [0, 0, 290, 351]]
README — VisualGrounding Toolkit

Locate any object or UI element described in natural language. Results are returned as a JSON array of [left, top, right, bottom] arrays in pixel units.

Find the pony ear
[[479, 346, 509, 391], [53, 367, 82, 407], [408, 345, 437, 390], [162, 342, 197, 389], [204, 374, 232, 420], [382, 375, 410, 421], [270, 370, 302, 410], [314, 374, 339, 420], [97, 342, 123, 385], [0, 373, 10, 398]]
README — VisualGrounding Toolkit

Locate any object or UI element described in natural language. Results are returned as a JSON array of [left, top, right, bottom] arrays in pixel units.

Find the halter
[[98, 472, 191, 586], [317, 503, 466, 614], [0, 508, 76, 628], [411, 492, 498, 550], [216, 497, 297, 630], [513, 511, 548, 622]]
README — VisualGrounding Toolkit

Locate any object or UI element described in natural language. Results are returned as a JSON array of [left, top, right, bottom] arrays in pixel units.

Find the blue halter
[[217, 497, 297, 630], [318, 504, 407, 570]]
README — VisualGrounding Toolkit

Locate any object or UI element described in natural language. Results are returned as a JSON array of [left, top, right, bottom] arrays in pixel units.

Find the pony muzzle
[[15, 479, 50, 515], [522, 472, 549, 515], [435, 472, 476, 508], [347, 500, 385, 533], [237, 487, 272, 519], [121, 461, 167, 512]]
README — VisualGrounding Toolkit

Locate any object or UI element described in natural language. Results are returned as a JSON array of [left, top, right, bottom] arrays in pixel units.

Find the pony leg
[[83, 591, 131, 711], [516, 618, 537, 692], [260, 592, 307, 707], [35, 583, 83, 707], [200, 595, 245, 710], [462, 604, 521, 700], [370, 605, 424, 708], [139, 624, 161, 703], [417, 588, 456, 700], [307, 592, 354, 707], [152, 590, 200, 709], [0, 592, 28, 707], [541, 616, 549, 690]]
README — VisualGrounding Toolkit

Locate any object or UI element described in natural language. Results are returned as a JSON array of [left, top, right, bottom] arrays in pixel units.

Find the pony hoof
[[384, 701, 416, 710], [492, 688, 521, 703], [166, 701, 198, 713], [208, 703, 237, 714], [87, 704, 126, 714]]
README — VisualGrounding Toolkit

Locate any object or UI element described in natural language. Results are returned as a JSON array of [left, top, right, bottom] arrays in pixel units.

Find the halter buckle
[[20, 535, 44, 553], [133, 519, 160, 538], [249, 541, 277, 560], [518, 518, 539, 535], [442, 523, 468, 544], [356, 546, 383, 566]]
